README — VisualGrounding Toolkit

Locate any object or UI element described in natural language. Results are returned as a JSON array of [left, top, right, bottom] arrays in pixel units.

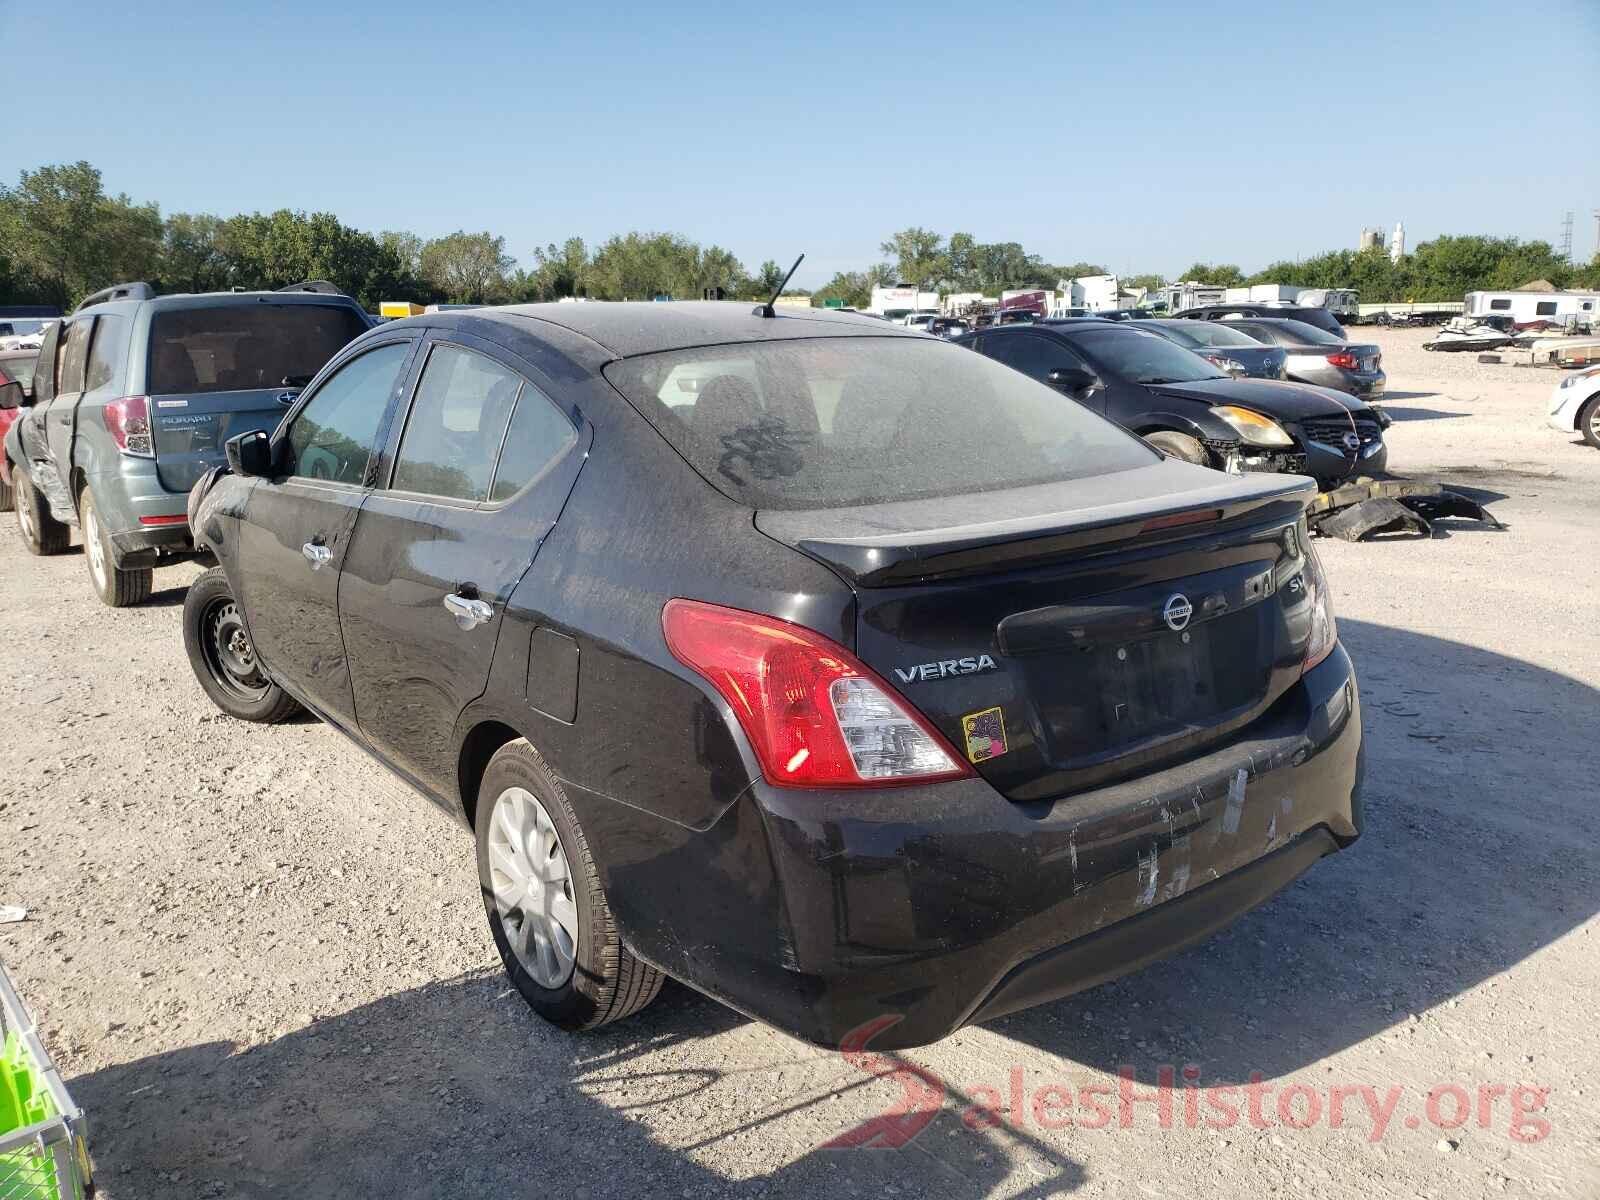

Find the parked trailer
[[1465, 290, 1599, 329], [1354, 301, 1464, 325]]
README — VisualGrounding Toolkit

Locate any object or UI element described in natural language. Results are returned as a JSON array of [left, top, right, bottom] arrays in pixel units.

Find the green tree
[[587, 232, 702, 300], [1050, 261, 1108, 281], [880, 227, 947, 287], [419, 231, 514, 303], [379, 230, 425, 276], [750, 259, 787, 298], [1180, 262, 1246, 287], [812, 270, 874, 308], [1124, 273, 1166, 292], [3, 161, 162, 307], [160, 213, 230, 293]]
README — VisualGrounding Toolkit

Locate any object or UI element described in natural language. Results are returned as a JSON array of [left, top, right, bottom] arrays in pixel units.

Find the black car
[[1140, 319, 1290, 380], [1214, 317, 1387, 400], [1177, 303, 1348, 339], [183, 302, 1362, 1050], [957, 321, 1387, 484]]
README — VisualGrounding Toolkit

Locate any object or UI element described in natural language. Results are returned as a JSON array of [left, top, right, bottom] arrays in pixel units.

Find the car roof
[[399, 301, 923, 359], [71, 290, 367, 319]]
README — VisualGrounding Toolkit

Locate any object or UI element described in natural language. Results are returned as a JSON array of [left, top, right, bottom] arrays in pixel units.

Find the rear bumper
[[644, 645, 1362, 1049], [86, 464, 191, 566], [1290, 365, 1385, 398]]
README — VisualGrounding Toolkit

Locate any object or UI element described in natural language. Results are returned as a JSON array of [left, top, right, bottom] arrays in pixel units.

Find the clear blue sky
[[5, 0, 1597, 289]]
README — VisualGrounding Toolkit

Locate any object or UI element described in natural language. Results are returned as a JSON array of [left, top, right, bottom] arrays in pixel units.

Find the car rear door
[[146, 301, 371, 494], [232, 336, 421, 731], [337, 333, 586, 800]]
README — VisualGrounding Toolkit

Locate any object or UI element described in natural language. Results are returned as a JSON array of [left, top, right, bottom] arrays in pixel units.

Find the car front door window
[[286, 342, 411, 484]]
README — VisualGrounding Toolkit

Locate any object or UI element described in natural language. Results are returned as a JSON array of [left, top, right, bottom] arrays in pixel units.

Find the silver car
[[1219, 317, 1386, 400]]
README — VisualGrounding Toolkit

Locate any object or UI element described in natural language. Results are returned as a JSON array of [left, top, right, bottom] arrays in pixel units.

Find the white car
[[1548, 366, 1600, 449]]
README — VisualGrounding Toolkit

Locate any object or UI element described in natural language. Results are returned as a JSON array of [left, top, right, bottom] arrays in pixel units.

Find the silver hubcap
[[17, 487, 34, 541], [84, 504, 107, 589], [487, 787, 578, 988]]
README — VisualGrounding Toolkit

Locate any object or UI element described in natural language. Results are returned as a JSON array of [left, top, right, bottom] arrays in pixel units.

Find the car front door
[[337, 334, 586, 801], [24, 319, 87, 514], [232, 337, 420, 731]]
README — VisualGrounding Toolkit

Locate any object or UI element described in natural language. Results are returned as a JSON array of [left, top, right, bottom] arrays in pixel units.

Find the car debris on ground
[[1306, 477, 1506, 541]]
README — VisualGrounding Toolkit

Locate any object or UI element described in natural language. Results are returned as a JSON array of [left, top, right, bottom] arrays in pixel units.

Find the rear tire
[[1580, 395, 1600, 450], [476, 739, 664, 1031], [80, 488, 152, 607], [0, 475, 12, 512], [13, 465, 70, 555], [182, 566, 302, 722], [1144, 430, 1211, 466]]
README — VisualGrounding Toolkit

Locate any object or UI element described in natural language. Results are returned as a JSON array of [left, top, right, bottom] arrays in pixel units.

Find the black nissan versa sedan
[[183, 302, 1362, 1049], [956, 321, 1387, 485]]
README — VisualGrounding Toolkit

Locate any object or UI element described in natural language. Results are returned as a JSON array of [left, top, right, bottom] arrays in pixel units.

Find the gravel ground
[[2, 326, 1597, 1199]]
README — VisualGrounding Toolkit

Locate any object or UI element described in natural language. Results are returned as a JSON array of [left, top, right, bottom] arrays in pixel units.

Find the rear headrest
[[693, 374, 760, 431]]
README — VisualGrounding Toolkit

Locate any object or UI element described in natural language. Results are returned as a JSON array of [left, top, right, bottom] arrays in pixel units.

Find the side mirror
[[0, 381, 22, 410], [226, 429, 275, 478], [1047, 367, 1099, 393]]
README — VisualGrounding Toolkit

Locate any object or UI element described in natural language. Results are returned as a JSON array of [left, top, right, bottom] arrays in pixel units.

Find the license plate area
[[1096, 624, 1218, 743]]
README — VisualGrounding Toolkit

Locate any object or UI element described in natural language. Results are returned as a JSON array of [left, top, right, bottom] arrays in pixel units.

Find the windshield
[[1168, 322, 1262, 349], [1069, 328, 1227, 384], [605, 336, 1158, 510]]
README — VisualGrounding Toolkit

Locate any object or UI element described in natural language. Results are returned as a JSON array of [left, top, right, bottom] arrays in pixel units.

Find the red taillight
[[1325, 352, 1359, 370], [103, 396, 153, 457], [1140, 508, 1221, 534], [138, 514, 187, 527], [662, 599, 972, 789]]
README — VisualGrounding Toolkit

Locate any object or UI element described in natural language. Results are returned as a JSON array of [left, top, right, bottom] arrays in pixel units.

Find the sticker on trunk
[[962, 706, 1008, 763]]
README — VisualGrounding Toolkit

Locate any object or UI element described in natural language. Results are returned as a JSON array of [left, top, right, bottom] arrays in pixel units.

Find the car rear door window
[[286, 341, 411, 484], [84, 314, 125, 392], [488, 383, 577, 502], [390, 344, 522, 502]]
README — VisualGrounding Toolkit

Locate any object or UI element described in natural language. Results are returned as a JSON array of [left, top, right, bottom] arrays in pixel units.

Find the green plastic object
[[0, 965, 89, 1200]]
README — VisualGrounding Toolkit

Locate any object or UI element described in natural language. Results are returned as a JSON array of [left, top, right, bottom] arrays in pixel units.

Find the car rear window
[[604, 336, 1157, 510], [1175, 322, 1262, 348], [1257, 319, 1343, 346], [147, 303, 368, 396]]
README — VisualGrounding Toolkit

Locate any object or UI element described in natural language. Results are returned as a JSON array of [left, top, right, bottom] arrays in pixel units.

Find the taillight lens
[[1325, 352, 1359, 370], [1300, 536, 1338, 671], [662, 598, 972, 788], [103, 395, 153, 457]]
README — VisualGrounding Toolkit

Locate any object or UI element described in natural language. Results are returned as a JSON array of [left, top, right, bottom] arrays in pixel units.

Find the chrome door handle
[[302, 542, 333, 569], [444, 593, 494, 630]]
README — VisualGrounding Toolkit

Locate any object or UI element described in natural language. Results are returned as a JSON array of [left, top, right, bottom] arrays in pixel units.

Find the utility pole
[[1560, 211, 1574, 264], [1593, 210, 1600, 261]]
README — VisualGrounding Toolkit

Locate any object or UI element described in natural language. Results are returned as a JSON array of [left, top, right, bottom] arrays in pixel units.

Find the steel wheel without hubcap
[[200, 598, 269, 701], [83, 503, 108, 592], [487, 787, 578, 989]]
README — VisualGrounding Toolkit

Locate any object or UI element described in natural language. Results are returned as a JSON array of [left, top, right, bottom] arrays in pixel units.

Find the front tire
[[476, 740, 663, 1031], [1144, 430, 1211, 466], [182, 566, 301, 722], [1580, 395, 1600, 450], [80, 488, 152, 607], [13, 465, 69, 555]]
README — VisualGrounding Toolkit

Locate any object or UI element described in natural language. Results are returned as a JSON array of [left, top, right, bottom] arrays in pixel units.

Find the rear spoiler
[[758, 467, 1316, 587]]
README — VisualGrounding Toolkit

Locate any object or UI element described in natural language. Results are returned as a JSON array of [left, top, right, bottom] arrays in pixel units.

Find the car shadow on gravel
[[141, 586, 190, 608], [981, 619, 1600, 1087], [72, 973, 1085, 1198], [1379, 406, 1469, 423]]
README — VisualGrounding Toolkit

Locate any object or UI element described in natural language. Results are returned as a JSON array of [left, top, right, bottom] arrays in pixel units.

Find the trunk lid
[[756, 460, 1319, 802], [151, 388, 296, 492]]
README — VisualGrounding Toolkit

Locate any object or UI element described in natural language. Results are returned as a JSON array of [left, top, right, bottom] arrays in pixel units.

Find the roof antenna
[[754, 253, 804, 318]]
